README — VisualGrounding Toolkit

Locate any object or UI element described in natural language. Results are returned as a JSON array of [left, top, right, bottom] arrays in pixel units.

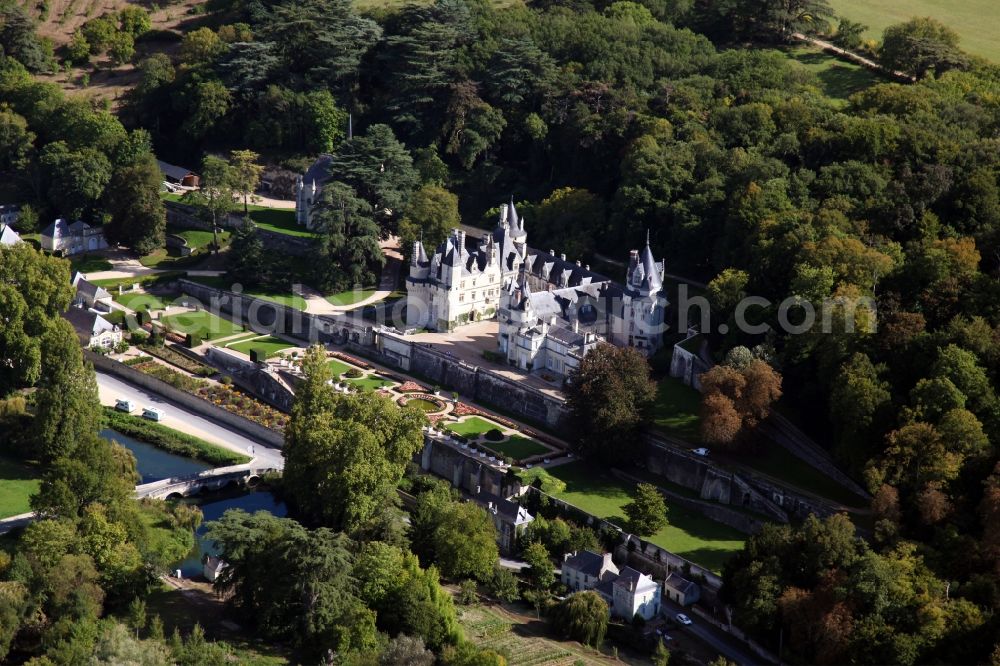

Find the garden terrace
[[226, 335, 295, 359], [534, 461, 746, 574], [397, 393, 447, 414], [160, 309, 244, 341], [443, 415, 554, 463]]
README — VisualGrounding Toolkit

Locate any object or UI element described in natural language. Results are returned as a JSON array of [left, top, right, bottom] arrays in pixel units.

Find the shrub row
[[102, 407, 250, 466]]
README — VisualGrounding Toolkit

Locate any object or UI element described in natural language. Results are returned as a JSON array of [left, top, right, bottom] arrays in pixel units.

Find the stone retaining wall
[[87, 350, 284, 448]]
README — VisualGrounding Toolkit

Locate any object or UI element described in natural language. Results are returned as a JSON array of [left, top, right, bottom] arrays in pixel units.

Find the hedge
[[102, 407, 250, 466]]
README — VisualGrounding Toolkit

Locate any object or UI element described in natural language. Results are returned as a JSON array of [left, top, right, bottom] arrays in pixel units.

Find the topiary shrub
[[186, 333, 201, 348], [484, 428, 504, 442], [250, 348, 264, 364], [343, 368, 363, 379]]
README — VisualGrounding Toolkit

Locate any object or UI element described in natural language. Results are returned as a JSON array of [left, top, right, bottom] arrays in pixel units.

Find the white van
[[141, 407, 164, 422], [114, 398, 135, 413]]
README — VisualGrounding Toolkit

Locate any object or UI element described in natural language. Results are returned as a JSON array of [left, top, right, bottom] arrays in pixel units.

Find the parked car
[[142, 406, 164, 422], [676, 613, 693, 626], [692, 447, 710, 456], [114, 398, 135, 413]]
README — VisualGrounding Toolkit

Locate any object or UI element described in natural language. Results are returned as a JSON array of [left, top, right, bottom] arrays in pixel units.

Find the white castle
[[406, 201, 668, 377]]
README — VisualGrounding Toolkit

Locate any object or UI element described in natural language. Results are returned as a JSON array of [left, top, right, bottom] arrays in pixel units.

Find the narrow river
[[102, 429, 286, 578]]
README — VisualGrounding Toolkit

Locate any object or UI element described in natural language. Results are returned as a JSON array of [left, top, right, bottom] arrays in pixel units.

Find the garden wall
[[86, 351, 284, 448], [417, 435, 514, 497]]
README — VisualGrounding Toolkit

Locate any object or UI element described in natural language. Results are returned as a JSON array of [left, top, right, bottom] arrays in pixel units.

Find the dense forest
[[5, 0, 1000, 662]]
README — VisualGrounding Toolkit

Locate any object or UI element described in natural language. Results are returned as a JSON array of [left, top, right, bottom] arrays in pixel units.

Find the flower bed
[[197, 384, 288, 430], [398, 394, 447, 414], [141, 343, 215, 377], [330, 351, 369, 370], [398, 380, 427, 393], [133, 361, 207, 392]]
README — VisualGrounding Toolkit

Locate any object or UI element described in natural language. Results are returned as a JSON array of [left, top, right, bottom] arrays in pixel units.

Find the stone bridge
[[135, 465, 278, 500]]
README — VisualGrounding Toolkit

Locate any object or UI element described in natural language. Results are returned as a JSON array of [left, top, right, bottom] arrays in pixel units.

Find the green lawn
[[327, 359, 352, 376], [652, 377, 702, 441], [115, 291, 174, 311], [227, 336, 294, 359], [778, 45, 881, 100], [545, 462, 746, 573], [161, 310, 243, 340], [481, 436, 549, 460], [0, 456, 42, 519], [248, 206, 316, 238], [326, 288, 378, 307], [173, 228, 230, 250], [446, 416, 504, 438], [69, 254, 112, 273], [185, 275, 307, 310], [345, 374, 395, 391], [828, 0, 1000, 63]]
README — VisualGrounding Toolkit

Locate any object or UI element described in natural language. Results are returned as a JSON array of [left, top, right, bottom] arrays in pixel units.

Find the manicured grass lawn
[[406, 398, 443, 413], [173, 228, 230, 250], [327, 359, 352, 376], [447, 416, 504, 438], [326, 288, 377, 306], [138, 248, 204, 269], [227, 336, 293, 358], [161, 310, 243, 340], [186, 275, 307, 310], [248, 206, 316, 238], [115, 291, 173, 311], [481, 436, 549, 460], [828, 0, 1000, 63], [345, 375, 395, 391], [732, 441, 868, 508], [69, 254, 112, 273], [0, 456, 41, 519], [545, 462, 746, 573], [652, 377, 702, 441], [777, 45, 881, 100]]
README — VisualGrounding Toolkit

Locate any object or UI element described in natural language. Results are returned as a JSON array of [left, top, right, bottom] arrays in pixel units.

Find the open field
[[0, 456, 41, 519], [777, 45, 881, 99], [652, 377, 702, 441], [161, 310, 243, 340], [828, 0, 1000, 62], [545, 462, 745, 573], [457, 602, 607, 666], [227, 336, 294, 359]]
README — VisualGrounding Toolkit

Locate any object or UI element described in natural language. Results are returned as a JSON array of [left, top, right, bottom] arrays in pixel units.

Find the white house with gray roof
[[561, 550, 620, 592], [594, 565, 662, 621], [41, 219, 108, 256], [71, 272, 113, 312], [475, 489, 534, 555]]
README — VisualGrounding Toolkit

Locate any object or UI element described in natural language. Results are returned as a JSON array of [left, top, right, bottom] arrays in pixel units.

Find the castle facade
[[405, 201, 669, 377]]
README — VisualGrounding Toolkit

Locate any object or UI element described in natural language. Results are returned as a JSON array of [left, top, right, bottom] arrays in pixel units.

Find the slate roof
[[594, 579, 615, 598], [0, 224, 20, 246], [73, 273, 112, 302], [524, 249, 609, 289], [477, 491, 533, 526], [563, 551, 608, 577], [40, 218, 66, 239], [613, 566, 658, 593], [664, 573, 698, 597], [156, 159, 196, 182], [62, 307, 114, 339], [303, 155, 335, 187]]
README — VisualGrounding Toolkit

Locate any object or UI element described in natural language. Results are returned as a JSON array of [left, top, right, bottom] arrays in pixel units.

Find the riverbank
[[102, 408, 251, 467]]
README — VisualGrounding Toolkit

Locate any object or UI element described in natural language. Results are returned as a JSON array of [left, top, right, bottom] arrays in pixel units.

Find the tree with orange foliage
[[699, 359, 782, 447]]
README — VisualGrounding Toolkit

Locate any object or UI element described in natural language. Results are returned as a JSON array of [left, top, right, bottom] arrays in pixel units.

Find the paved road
[[95, 371, 284, 470], [662, 599, 765, 665]]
